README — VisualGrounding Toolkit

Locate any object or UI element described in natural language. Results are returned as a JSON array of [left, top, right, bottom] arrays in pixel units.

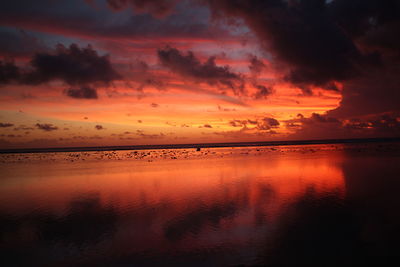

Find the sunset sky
[[0, 0, 399, 148]]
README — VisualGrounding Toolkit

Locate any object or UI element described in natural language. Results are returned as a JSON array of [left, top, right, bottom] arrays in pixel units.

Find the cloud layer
[[158, 46, 244, 95]]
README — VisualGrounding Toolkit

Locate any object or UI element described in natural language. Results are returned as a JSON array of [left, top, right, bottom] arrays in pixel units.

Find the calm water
[[1, 143, 400, 266]]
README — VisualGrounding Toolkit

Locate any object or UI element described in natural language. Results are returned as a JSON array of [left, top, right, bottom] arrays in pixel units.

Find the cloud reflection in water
[[0, 144, 399, 266]]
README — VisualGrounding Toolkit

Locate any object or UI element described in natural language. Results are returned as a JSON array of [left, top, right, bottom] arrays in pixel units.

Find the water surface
[[1, 143, 399, 266]]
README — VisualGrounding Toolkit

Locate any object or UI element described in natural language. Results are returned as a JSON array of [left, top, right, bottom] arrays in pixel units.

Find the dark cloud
[[248, 55, 273, 99], [129, 60, 164, 92], [0, 29, 47, 57], [285, 115, 347, 140], [248, 55, 266, 76], [35, 123, 58, 131], [207, 0, 400, 124], [229, 119, 257, 128], [308, 113, 340, 124], [285, 112, 400, 139], [329, 63, 400, 118], [203, 124, 212, 128], [3, 134, 21, 138], [0, 122, 14, 127], [229, 117, 279, 131], [343, 114, 400, 135], [13, 125, 34, 131], [205, 0, 399, 100], [247, 119, 258, 125], [207, 0, 365, 89], [330, 0, 400, 42], [72, 135, 103, 140], [1, 44, 119, 100], [95, 125, 104, 130], [24, 43, 121, 86], [0, 1, 225, 42], [64, 86, 98, 99], [286, 113, 341, 126], [136, 129, 166, 139], [217, 105, 236, 112], [257, 117, 280, 131], [150, 103, 159, 108], [0, 60, 19, 84], [229, 120, 247, 128], [0, 44, 120, 102], [158, 46, 244, 95], [253, 85, 273, 99], [106, 0, 178, 18]]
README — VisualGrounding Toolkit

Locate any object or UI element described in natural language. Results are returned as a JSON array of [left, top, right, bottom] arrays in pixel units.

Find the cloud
[[35, 123, 58, 131], [253, 85, 273, 99], [206, 0, 367, 89], [0, 60, 19, 84], [285, 113, 341, 126], [1, 43, 120, 99], [329, 63, 400, 118], [248, 55, 266, 76], [203, 124, 212, 128], [106, 0, 178, 18], [0, 0, 226, 42], [24, 43, 121, 86], [247, 55, 273, 99], [206, 0, 400, 123], [158, 46, 244, 95], [0, 122, 14, 127], [307, 113, 340, 124], [0, 29, 47, 57], [136, 129, 166, 139], [285, 112, 400, 139], [95, 125, 104, 130], [257, 117, 280, 130], [229, 120, 248, 128], [128, 60, 164, 92], [229, 117, 279, 131], [13, 125, 34, 131], [64, 86, 98, 99], [218, 105, 236, 112], [343, 114, 400, 135], [1, 43, 120, 88]]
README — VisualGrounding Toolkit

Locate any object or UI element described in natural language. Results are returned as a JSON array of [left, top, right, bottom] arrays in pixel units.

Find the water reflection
[[39, 194, 117, 246], [263, 189, 359, 266], [0, 194, 117, 265], [262, 146, 400, 266], [164, 199, 242, 242], [0, 144, 399, 266]]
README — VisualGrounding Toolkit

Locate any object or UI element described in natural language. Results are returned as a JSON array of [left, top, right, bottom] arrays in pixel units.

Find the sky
[[0, 0, 399, 149]]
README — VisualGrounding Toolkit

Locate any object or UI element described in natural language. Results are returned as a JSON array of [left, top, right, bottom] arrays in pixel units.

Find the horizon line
[[1, 137, 399, 154]]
